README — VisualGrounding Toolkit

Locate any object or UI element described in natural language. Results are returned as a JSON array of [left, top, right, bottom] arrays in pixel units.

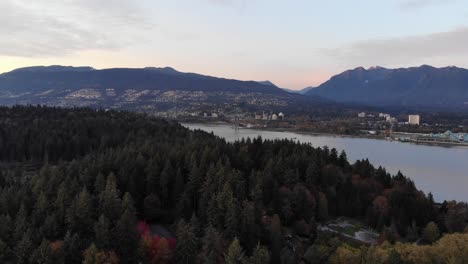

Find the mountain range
[[0, 65, 327, 114], [1, 64, 468, 113], [306, 65, 468, 111]]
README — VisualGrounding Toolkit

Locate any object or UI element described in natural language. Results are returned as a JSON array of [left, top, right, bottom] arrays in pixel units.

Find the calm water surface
[[184, 123, 468, 202]]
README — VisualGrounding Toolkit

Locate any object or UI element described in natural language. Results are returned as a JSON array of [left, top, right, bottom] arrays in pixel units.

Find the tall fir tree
[[248, 244, 271, 264], [99, 173, 122, 222], [115, 194, 139, 263], [174, 219, 198, 264], [200, 225, 224, 264], [224, 238, 245, 264], [94, 215, 111, 250], [66, 188, 94, 236]]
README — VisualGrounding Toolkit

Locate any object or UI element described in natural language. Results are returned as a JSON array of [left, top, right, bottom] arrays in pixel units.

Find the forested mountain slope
[[307, 65, 468, 111], [0, 66, 304, 113]]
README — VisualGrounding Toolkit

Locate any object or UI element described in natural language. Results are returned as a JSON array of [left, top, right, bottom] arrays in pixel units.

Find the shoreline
[[182, 120, 468, 148], [181, 120, 382, 139]]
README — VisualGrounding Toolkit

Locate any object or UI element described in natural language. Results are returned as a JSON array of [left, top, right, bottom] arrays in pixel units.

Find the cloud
[[205, 0, 250, 10], [323, 26, 468, 66], [206, 0, 239, 5], [399, 0, 457, 10], [0, 0, 151, 57]]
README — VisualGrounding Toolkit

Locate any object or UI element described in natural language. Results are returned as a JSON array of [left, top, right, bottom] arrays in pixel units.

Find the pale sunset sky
[[1, 0, 468, 89]]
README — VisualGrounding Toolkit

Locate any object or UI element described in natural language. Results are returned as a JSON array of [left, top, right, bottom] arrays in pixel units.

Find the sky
[[1, 0, 468, 89]]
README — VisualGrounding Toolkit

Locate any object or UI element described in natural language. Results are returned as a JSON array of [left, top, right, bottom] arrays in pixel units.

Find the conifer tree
[[225, 197, 240, 240], [174, 219, 198, 264], [173, 167, 185, 204], [66, 188, 94, 236], [143, 193, 161, 220], [207, 195, 223, 228], [270, 214, 282, 264], [13, 204, 28, 243], [160, 160, 174, 203], [29, 239, 53, 264], [201, 225, 224, 264], [190, 213, 202, 237], [122, 192, 137, 216], [99, 173, 122, 222], [41, 213, 59, 240], [14, 230, 33, 264], [63, 232, 83, 264], [94, 172, 106, 194], [248, 244, 270, 264], [145, 159, 161, 194], [318, 192, 329, 221], [94, 215, 111, 250], [240, 201, 257, 254], [225, 238, 245, 264], [54, 182, 70, 231], [115, 206, 139, 263]]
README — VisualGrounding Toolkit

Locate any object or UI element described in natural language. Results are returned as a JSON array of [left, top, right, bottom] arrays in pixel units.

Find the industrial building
[[416, 130, 468, 144]]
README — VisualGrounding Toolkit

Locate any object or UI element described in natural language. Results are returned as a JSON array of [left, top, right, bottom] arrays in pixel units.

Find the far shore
[[181, 120, 468, 148]]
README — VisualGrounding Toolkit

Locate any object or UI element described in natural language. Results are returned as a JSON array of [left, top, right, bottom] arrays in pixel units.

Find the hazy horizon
[[1, 0, 468, 89]]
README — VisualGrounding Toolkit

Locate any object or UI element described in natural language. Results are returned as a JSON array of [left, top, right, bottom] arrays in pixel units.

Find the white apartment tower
[[408, 115, 420, 125]]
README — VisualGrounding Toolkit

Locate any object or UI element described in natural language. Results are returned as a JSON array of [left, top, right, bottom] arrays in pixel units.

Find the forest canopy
[[0, 106, 466, 264]]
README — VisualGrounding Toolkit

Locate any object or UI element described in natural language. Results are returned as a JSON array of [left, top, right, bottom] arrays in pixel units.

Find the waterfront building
[[408, 115, 420, 125], [418, 130, 468, 144]]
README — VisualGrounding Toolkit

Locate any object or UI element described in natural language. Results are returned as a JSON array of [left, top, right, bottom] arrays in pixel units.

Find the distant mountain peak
[[442, 65, 462, 70], [368, 66, 386, 70], [352, 66, 366, 71], [258, 80, 278, 87], [144, 66, 179, 73], [418, 64, 436, 69]]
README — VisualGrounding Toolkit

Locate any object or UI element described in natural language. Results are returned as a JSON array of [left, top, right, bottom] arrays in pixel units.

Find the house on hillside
[[279, 112, 285, 120]]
